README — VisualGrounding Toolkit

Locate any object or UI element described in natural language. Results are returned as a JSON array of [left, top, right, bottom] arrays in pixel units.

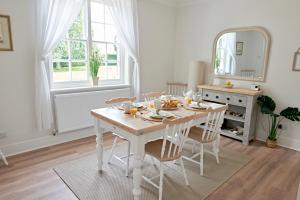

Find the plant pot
[[92, 77, 99, 86], [266, 138, 277, 148]]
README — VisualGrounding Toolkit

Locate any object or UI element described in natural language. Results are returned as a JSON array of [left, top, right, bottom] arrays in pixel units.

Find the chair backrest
[[160, 115, 196, 160], [167, 82, 188, 96], [240, 69, 256, 77], [143, 91, 165, 102], [201, 105, 227, 141], [105, 97, 136, 107]]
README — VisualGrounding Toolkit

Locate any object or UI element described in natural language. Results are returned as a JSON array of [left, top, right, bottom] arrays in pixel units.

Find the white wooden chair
[[183, 105, 227, 176], [142, 115, 195, 200], [106, 97, 136, 176], [0, 149, 8, 165], [166, 82, 188, 96], [143, 91, 165, 102]]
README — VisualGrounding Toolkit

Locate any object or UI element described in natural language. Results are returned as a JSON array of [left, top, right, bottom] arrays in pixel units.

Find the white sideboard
[[198, 85, 263, 145]]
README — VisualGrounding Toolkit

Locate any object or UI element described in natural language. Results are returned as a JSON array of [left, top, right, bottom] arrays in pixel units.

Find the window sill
[[51, 84, 131, 95]]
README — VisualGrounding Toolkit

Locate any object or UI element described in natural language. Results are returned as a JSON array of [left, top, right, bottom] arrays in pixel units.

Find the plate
[[132, 103, 143, 108], [161, 107, 178, 110], [189, 102, 210, 110], [147, 111, 175, 119]]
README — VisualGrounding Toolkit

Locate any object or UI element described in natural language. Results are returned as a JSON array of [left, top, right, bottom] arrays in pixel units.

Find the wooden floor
[[0, 134, 299, 200]]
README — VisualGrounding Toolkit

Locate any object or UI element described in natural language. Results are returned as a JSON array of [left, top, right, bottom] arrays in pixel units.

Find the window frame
[[50, 0, 125, 90]]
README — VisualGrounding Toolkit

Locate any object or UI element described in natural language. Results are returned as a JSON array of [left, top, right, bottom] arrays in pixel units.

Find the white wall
[[138, 0, 176, 93], [174, 0, 300, 150], [0, 0, 176, 155]]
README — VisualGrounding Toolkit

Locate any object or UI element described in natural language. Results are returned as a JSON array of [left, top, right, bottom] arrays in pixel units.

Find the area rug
[[54, 143, 251, 200]]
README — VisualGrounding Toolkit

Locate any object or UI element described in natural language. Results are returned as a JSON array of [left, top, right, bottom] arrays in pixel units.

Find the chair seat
[[188, 126, 217, 143], [145, 139, 181, 162]]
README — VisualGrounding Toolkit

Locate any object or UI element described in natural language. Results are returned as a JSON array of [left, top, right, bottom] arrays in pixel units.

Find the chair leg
[[213, 141, 220, 164], [200, 143, 204, 176], [108, 136, 118, 164], [159, 163, 164, 200], [0, 150, 8, 166], [192, 141, 195, 154], [125, 141, 130, 177], [179, 157, 189, 186]]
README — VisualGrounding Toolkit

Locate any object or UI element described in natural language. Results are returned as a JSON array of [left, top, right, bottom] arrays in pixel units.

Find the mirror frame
[[212, 26, 271, 82]]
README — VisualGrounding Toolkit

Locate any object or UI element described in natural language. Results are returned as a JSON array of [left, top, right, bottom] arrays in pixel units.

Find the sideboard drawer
[[233, 95, 247, 106], [203, 90, 223, 102]]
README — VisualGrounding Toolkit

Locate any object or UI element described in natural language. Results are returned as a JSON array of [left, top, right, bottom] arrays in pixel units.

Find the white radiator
[[54, 88, 130, 133]]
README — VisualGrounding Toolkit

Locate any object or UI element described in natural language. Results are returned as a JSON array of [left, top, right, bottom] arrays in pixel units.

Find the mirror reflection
[[214, 30, 268, 80]]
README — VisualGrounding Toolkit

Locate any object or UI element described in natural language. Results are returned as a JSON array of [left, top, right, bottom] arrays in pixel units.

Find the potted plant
[[89, 48, 103, 86], [257, 95, 300, 148]]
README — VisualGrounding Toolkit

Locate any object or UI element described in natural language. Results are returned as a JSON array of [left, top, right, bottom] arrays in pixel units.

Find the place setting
[[182, 91, 212, 111]]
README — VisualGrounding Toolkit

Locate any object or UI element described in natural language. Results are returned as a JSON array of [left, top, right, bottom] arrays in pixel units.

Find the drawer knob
[[216, 96, 219, 99], [239, 99, 243, 103], [206, 94, 209, 97], [227, 97, 230, 101]]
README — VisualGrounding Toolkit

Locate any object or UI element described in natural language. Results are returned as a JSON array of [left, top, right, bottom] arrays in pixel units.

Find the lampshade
[[187, 61, 206, 91]]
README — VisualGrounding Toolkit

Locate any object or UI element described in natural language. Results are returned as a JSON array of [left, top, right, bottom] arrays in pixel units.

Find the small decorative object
[[250, 83, 261, 91], [292, 48, 300, 71], [257, 95, 300, 148], [224, 80, 234, 88], [89, 47, 103, 86], [0, 15, 13, 51], [236, 41, 243, 56], [129, 107, 138, 118]]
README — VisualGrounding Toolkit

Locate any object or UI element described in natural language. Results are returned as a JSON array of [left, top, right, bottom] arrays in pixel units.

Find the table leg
[[94, 118, 104, 171], [132, 136, 145, 200]]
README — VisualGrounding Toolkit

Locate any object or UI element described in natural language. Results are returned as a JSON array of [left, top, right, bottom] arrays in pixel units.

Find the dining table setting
[[91, 93, 225, 200]]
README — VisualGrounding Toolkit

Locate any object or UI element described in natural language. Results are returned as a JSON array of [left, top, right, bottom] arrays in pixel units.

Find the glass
[[105, 24, 117, 43], [71, 62, 87, 81], [91, 1, 104, 23], [68, 11, 86, 39], [106, 44, 119, 79], [105, 6, 114, 24], [129, 107, 138, 118], [70, 41, 87, 60], [52, 62, 70, 82], [91, 23, 105, 41], [53, 40, 68, 60]]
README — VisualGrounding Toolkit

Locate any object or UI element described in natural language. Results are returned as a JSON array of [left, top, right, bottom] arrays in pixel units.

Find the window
[[51, 0, 124, 88]]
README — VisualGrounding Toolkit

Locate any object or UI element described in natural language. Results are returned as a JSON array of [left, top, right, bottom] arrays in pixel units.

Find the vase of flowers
[[89, 48, 103, 86], [257, 95, 300, 148]]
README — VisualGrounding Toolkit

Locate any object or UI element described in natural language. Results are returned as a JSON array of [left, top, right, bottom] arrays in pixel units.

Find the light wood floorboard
[[0, 134, 299, 200]]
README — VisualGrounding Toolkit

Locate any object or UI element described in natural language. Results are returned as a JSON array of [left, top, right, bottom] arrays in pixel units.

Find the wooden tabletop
[[91, 102, 225, 136], [197, 85, 263, 96]]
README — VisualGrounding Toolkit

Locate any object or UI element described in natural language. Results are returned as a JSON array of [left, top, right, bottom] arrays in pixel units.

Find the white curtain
[[107, 0, 140, 99], [224, 32, 236, 75], [35, 0, 84, 131]]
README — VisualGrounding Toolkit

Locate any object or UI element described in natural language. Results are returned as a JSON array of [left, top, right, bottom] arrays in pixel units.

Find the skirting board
[[0, 127, 95, 157], [256, 134, 300, 151]]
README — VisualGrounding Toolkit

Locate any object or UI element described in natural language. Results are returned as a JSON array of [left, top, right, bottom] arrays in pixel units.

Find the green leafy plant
[[89, 48, 104, 78], [257, 95, 300, 141]]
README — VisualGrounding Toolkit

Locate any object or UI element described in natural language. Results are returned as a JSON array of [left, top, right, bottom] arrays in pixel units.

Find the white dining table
[[91, 101, 225, 200]]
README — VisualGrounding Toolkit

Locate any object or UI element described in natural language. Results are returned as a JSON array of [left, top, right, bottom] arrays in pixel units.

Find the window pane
[[70, 41, 87, 60], [53, 62, 69, 82], [105, 24, 117, 43], [91, 1, 104, 23], [105, 6, 114, 24], [72, 62, 87, 81], [53, 40, 68, 60], [107, 44, 120, 79], [69, 12, 86, 39], [92, 43, 106, 80], [91, 23, 105, 41]]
